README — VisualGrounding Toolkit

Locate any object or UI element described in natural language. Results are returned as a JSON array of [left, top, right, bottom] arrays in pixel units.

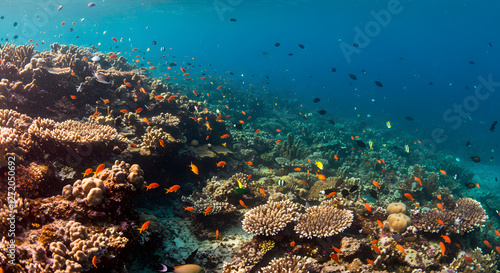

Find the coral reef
[[260, 255, 314, 273], [242, 199, 298, 236]]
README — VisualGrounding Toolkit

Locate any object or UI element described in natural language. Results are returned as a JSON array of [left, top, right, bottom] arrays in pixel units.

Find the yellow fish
[[404, 144, 410, 153], [369, 140, 373, 150], [237, 179, 243, 189], [315, 160, 324, 170], [386, 121, 391, 128]]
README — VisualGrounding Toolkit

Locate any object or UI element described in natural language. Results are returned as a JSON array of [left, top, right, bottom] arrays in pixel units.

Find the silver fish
[[93, 72, 109, 84]]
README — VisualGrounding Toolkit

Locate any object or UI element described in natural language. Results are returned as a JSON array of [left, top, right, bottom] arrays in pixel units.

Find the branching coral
[[260, 255, 313, 273], [242, 199, 298, 236], [294, 199, 353, 238]]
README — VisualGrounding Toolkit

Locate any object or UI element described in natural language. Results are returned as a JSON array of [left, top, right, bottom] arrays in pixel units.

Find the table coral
[[242, 199, 298, 236]]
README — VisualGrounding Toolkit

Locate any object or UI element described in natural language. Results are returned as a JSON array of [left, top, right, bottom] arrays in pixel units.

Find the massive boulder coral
[[242, 199, 298, 236], [63, 177, 106, 206], [415, 198, 487, 234], [294, 199, 353, 239]]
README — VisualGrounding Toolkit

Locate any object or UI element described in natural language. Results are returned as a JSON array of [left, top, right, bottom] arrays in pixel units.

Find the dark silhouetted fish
[[349, 74, 357, 80], [356, 140, 366, 148], [275, 43, 280, 47], [298, 44, 305, 49], [335, 178, 344, 187], [405, 116, 414, 121], [313, 98, 320, 103], [230, 18, 237, 22], [0, 16, 4, 20], [321, 188, 336, 195], [13, 22, 17, 27], [490, 121, 497, 132], [392, 234, 403, 241], [429, 82, 433, 85], [489, 42, 492, 47], [13, 35, 18, 39], [234, 123, 243, 131], [469, 61, 475, 65], [369, 189, 378, 199], [349, 185, 359, 192], [341, 189, 349, 197], [331, 68, 336, 72], [318, 110, 326, 115], [374, 81, 383, 87], [465, 182, 475, 188], [471, 156, 480, 163], [353, 43, 359, 47], [465, 141, 471, 147], [328, 120, 335, 125], [288, 53, 294, 56], [495, 177, 498, 182], [152, 41, 157, 45]]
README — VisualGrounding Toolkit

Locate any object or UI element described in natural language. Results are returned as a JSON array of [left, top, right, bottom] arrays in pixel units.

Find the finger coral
[[242, 199, 298, 236], [294, 199, 353, 238]]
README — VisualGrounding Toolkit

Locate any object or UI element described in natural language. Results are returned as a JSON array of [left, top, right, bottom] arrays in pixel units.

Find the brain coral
[[242, 199, 298, 236], [294, 199, 354, 238], [387, 213, 410, 233], [387, 202, 406, 214]]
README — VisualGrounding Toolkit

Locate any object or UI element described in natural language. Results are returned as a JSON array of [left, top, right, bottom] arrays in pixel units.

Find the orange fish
[[184, 207, 195, 211], [149, 66, 157, 70], [365, 203, 372, 212], [377, 220, 384, 229], [437, 220, 445, 226], [120, 109, 128, 113], [495, 229, 500, 238], [331, 246, 342, 253], [247, 174, 252, 180], [130, 143, 137, 148], [396, 244, 405, 255], [82, 168, 92, 177], [180, 67, 186, 73], [192, 90, 198, 96], [415, 203, 421, 209], [239, 200, 247, 208], [270, 168, 273, 173], [246, 161, 254, 166], [373, 180, 381, 188], [159, 139, 165, 148], [135, 108, 143, 113], [404, 193, 414, 202], [334, 154, 338, 160], [217, 86, 223, 89], [91, 111, 99, 118], [109, 54, 118, 59], [484, 240, 492, 248], [372, 239, 378, 245], [70, 95, 77, 99], [189, 162, 199, 175], [143, 117, 149, 125], [464, 256, 473, 263], [167, 95, 176, 101], [220, 134, 230, 139], [204, 206, 212, 216], [112, 37, 118, 42], [326, 192, 336, 198], [414, 176, 422, 186], [290, 241, 295, 247], [216, 161, 227, 167], [441, 234, 451, 243], [92, 256, 97, 268], [371, 245, 381, 254], [316, 173, 326, 181], [94, 164, 105, 176], [440, 170, 447, 175], [276, 129, 282, 132], [259, 188, 266, 196], [124, 82, 132, 87], [254, 129, 261, 134], [155, 95, 164, 100], [165, 185, 180, 193], [275, 139, 281, 143], [496, 246, 500, 254], [294, 167, 302, 171], [366, 259, 374, 266], [436, 194, 442, 200], [330, 253, 339, 263], [476, 183, 480, 188], [216, 229, 219, 239], [437, 203, 444, 211], [439, 242, 446, 256], [132, 48, 138, 51], [145, 183, 159, 191], [139, 87, 147, 94], [137, 221, 150, 234]]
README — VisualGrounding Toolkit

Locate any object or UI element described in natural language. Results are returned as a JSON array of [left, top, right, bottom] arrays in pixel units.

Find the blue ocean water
[[2, 0, 500, 270]]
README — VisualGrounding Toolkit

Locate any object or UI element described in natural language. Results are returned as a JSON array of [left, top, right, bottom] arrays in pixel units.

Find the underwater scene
[[1, 0, 500, 272]]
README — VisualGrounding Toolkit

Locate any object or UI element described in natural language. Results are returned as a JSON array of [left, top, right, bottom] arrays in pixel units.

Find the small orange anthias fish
[[373, 180, 381, 188], [159, 139, 165, 148], [414, 176, 422, 186], [216, 230, 219, 240], [144, 182, 159, 191], [404, 193, 414, 202], [239, 200, 247, 208], [92, 256, 97, 268], [137, 221, 150, 234], [326, 192, 336, 198], [495, 229, 500, 238], [94, 164, 105, 176], [259, 188, 266, 196], [440, 242, 446, 256], [366, 259, 375, 266], [254, 129, 261, 134], [220, 134, 230, 139], [189, 162, 199, 175], [216, 161, 227, 167], [290, 241, 295, 247], [437, 203, 444, 211], [330, 253, 339, 263], [331, 246, 342, 253], [464, 256, 473, 263], [364, 203, 372, 212], [246, 161, 254, 166], [316, 173, 326, 181], [437, 220, 445, 225], [165, 185, 180, 193], [440, 170, 447, 175], [396, 244, 405, 255], [82, 168, 92, 177], [204, 206, 212, 216], [436, 194, 442, 200], [377, 220, 384, 229], [441, 234, 451, 243], [484, 240, 492, 248], [184, 206, 194, 211], [371, 245, 381, 254]]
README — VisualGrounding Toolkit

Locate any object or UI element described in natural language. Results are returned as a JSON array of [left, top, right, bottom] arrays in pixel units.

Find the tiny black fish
[[469, 61, 475, 65], [369, 189, 378, 199], [341, 189, 349, 197], [328, 120, 335, 125], [265, 75, 270, 79], [331, 67, 336, 72], [429, 82, 433, 85], [490, 121, 497, 132], [13, 35, 18, 39], [471, 156, 481, 163], [349, 74, 357, 80], [318, 110, 326, 115], [275, 43, 280, 47], [392, 234, 403, 241], [234, 123, 243, 131], [75, 35, 79, 38], [356, 140, 366, 148], [335, 178, 344, 188], [152, 41, 157, 45], [288, 53, 294, 56], [0, 16, 4, 19], [465, 182, 475, 188], [261, 51, 269, 55], [13, 22, 18, 27], [495, 177, 498, 182], [298, 44, 305, 49], [489, 42, 492, 48], [229, 18, 237, 22], [313, 98, 320, 103], [374, 81, 383, 87], [69, 28, 73, 32], [169, 62, 177, 67], [353, 43, 359, 47], [465, 141, 471, 147], [349, 185, 359, 192], [405, 116, 414, 121]]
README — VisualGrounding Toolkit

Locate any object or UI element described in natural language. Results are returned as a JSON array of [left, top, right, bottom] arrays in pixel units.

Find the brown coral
[[294, 199, 353, 238], [242, 199, 298, 236], [260, 255, 313, 273]]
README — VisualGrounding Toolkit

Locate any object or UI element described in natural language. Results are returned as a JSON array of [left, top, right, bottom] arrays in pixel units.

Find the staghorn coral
[[280, 133, 309, 160], [294, 199, 353, 239], [0, 192, 30, 233], [0, 43, 37, 69], [415, 198, 487, 234], [242, 199, 298, 236], [442, 248, 499, 272], [260, 255, 313, 273]]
